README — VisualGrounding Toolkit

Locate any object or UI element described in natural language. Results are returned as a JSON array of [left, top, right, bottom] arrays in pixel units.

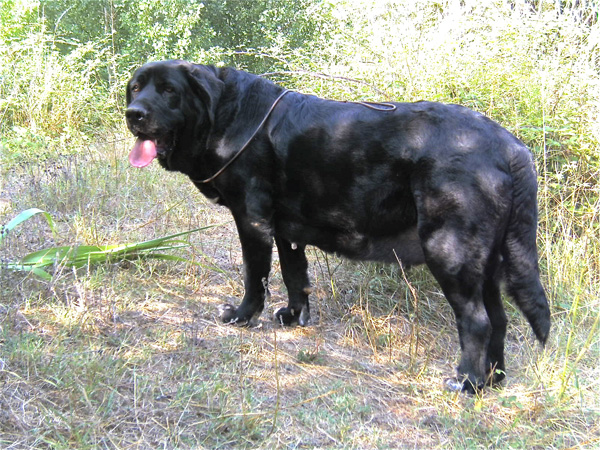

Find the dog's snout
[[126, 106, 148, 124]]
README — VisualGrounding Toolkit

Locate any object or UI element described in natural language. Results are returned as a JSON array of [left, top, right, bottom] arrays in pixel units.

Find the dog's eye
[[164, 85, 175, 93], [131, 84, 140, 93]]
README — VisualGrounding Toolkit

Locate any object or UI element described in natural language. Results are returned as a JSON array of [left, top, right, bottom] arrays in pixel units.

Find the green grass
[[1, 1, 599, 448]]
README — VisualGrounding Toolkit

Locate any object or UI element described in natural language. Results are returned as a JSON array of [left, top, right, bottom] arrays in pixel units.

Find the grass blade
[[0, 208, 56, 243], [5, 263, 53, 280]]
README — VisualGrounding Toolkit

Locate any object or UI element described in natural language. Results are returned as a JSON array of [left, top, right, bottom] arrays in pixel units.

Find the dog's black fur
[[126, 60, 550, 392]]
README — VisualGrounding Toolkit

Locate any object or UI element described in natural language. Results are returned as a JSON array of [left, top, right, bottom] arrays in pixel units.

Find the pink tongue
[[129, 139, 157, 168]]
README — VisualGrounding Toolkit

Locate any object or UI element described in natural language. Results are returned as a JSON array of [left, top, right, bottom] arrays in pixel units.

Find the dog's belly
[[275, 218, 425, 267], [360, 227, 425, 266]]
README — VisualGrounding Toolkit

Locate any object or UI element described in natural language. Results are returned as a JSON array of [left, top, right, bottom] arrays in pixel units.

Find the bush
[[0, 22, 121, 163]]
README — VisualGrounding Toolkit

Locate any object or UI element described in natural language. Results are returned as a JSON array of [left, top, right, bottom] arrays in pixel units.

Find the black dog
[[126, 60, 550, 392]]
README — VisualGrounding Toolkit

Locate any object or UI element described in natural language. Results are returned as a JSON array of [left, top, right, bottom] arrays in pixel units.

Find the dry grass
[[1, 139, 598, 449]]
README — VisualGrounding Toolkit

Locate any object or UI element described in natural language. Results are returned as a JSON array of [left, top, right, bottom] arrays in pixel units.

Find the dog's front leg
[[274, 237, 311, 326], [220, 217, 273, 325]]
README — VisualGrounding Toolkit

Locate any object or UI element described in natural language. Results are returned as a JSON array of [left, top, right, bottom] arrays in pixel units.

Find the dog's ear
[[183, 63, 223, 126]]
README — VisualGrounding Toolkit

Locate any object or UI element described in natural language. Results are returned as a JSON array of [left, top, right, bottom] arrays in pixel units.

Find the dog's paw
[[444, 378, 467, 393], [274, 306, 310, 327], [443, 377, 483, 395], [219, 304, 256, 326], [220, 304, 241, 324]]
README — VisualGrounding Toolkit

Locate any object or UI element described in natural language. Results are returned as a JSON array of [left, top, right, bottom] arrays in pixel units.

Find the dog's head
[[126, 60, 223, 170]]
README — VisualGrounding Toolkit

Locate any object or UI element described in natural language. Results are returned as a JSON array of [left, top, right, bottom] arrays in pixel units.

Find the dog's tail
[[502, 145, 551, 344]]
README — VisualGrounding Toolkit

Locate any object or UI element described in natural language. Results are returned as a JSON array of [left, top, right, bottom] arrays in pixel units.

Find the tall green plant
[[0, 23, 120, 163]]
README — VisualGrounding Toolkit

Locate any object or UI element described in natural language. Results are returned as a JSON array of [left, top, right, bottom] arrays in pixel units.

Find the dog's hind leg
[[274, 237, 311, 326], [418, 221, 495, 393], [433, 276, 491, 393], [483, 265, 507, 385]]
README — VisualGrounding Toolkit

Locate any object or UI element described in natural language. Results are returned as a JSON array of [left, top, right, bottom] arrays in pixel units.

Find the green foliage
[[0, 21, 121, 164], [35, 0, 326, 68], [1, 208, 217, 280], [115, 0, 210, 62], [0, 0, 38, 39]]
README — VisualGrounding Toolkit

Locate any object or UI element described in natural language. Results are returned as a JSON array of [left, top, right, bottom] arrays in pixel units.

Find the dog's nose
[[126, 106, 148, 123]]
